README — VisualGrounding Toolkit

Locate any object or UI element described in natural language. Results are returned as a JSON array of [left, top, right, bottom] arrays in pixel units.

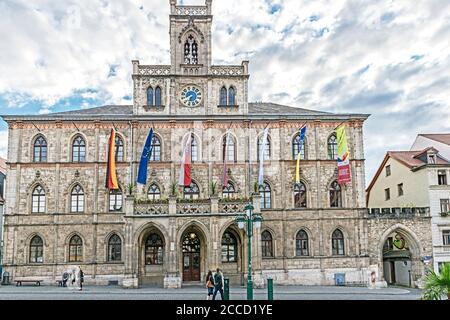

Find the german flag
[[106, 128, 119, 189]]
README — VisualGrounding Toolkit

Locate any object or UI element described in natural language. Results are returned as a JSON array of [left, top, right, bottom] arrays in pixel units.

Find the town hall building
[[0, 0, 433, 288]]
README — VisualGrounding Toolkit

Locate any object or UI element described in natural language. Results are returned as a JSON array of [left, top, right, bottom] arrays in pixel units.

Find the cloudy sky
[[0, 0, 449, 185]]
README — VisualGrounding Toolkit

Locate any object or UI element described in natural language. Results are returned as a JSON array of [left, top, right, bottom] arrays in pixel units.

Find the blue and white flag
[[137, 128, 154, 185]]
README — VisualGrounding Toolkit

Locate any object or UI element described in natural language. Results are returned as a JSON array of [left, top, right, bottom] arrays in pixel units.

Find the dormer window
[[428, 154, 436, 164], [184, 35, 198, 64]]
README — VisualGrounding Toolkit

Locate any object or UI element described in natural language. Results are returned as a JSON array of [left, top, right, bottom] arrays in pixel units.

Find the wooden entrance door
[[182, 232, 201, 281]]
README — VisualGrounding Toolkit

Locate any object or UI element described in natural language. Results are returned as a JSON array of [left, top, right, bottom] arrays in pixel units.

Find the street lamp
[[236, 202, 263, 300]]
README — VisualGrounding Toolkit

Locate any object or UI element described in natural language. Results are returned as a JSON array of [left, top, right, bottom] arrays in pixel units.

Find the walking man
[[212, 268, 224, 300]]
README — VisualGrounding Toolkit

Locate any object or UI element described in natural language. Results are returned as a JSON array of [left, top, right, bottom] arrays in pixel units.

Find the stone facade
[[0, 0, 433, 288]]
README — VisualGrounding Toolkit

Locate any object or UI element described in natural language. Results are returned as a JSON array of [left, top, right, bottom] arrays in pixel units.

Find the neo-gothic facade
[[1, 0, 433, 288]]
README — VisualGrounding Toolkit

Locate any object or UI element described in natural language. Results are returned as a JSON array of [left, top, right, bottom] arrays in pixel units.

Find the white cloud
[[0, 0, 450, 185], [0, 130, 8, 159]]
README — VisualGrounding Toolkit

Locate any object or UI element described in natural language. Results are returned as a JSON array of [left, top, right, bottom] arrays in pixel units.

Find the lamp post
[[236, 202, 263, 300]]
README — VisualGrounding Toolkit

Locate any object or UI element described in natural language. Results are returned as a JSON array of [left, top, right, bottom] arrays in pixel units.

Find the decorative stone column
[[164, 215, 182, 288], [122, 196, 138, 288], [251, 194, 264, 288]]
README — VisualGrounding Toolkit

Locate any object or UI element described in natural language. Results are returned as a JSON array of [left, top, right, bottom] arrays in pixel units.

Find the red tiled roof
[[419, 134, 450, 146], [388, 149, 448, 169]]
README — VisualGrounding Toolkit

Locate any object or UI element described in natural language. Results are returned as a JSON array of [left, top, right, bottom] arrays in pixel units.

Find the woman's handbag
[[206, 279, 214, 288]]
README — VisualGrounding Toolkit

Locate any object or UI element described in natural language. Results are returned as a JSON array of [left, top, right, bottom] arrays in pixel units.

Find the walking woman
[[205, 270, 215, 300]]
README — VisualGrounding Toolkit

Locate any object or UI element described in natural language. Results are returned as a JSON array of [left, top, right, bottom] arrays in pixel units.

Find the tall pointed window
[[292, 134, 306, 160], [155, 86, 162, 106], [145, 233, 164, 265], [327, 134, 338, 160], [294, 182, 307, 208], [148, 184, 161, 201], [29, 235, 44, 263], [147, 87, 154, 106], [332, 229, 345, 255], [296, 230, 309, 256], [228, 87, 236, 105], [330, 181, 342, 208], [223, 135, 236, 162], [72, 135, 86, 162], [191, 135, 198, 162], [221, 232, 237, 262], [222, 181, 236, 199], [259, 182, 272, 209], [184, 35, 198, 64], [262, 231, 273, 257], [32, 185, 46, 213], [115, 135, 124, 162], [108, 234, 122, 262], [69, 235, 83, 262], [220, 87, 227, 106], [184, 181, 200, 200], [257, 135, 271, 161], [33, 136, 47, 162], [71, 184, 85, 213], [109, 189, 123, 212], [150, 136, 161, 162]]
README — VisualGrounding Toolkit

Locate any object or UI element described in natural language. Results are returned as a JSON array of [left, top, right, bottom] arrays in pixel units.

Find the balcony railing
[[134, 202, 169, 215], [366, 207, 430, 218], [176, 200, 211, 215], [219, 201, 247, 214], [137, 65, 171, 76]]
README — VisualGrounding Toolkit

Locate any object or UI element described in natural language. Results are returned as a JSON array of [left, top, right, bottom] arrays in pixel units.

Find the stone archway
[[219, 226, 244, 286], [179, 225, 208, 283], [378, 225, 422, 287], [137, 226, 167, 287]]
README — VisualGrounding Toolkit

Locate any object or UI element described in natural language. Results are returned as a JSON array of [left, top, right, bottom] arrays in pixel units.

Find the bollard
[[224, 278, 230, 300], [267, 278, 273, 300]]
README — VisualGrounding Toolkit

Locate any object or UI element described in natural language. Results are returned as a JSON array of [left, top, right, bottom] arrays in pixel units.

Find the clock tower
[[132, 0, 249, 116]]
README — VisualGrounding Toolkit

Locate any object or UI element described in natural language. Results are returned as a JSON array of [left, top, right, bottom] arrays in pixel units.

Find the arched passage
[[378, 226, 422, 287], [178, 223, 209, 283]]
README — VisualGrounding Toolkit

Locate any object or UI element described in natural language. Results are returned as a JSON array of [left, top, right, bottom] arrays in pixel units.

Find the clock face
[[180, 85, 202, 107]]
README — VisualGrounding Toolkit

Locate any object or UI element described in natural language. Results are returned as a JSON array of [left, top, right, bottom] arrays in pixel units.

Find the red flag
[[179, 134, 192, 187]]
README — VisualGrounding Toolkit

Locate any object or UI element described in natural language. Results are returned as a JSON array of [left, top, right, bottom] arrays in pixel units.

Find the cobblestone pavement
[[0, 285, 422, 300]]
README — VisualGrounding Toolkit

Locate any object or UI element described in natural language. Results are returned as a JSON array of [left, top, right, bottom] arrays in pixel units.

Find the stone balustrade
[[210, 65, 245, 76], [137, 65, 171, 76], [366, 207, 430, 218], [134, 202, 169, 215], [175, 6, 208, 16]]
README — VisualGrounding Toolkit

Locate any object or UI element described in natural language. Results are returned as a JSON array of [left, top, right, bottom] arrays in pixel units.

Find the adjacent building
[[0, 0, 433, 288], [0, 157, 6, 265], [367, 135, 450, 284]]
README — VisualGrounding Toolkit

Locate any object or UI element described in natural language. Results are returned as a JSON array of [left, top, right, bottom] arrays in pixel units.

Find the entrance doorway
[[382, 232, 412, 286], [182, 232, 201, 281]]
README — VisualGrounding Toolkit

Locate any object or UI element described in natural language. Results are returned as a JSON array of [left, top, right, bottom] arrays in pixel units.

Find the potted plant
[[127, 183, 136, 196], [169, 182, 178, 199], [210, 181, 218, 197], [421, 263, 450, 300], [440, 211, 449, 217], [252, 181, 260, 195]]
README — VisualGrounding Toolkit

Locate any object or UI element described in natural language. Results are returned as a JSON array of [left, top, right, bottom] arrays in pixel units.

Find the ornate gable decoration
[[178, 19, 205, 43]]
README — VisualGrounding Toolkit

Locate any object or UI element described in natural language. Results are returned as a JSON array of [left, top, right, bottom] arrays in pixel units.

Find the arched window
[[221, 232, 237, 262], [220, 86, 227, 106], [115, 135, 124, 162], [191, 135, 198, 162], [222, 134, 236, 162], [69, 235, 83, 262], [184, 35, 198, 64], [259, 182, 272, 209], [330, 181, 342, 208], [294, 182, 307, 208], [257, 135, 271, 161], [332, 229, 345, 255], [32, 185, 46, 213], [155, 86, 162, 106], [184, 181, 200, 200], [71, 184, 84, 213], [145, 233, 164, 265], [228, 86, 236, 105], [222, 181, 236, 199], [108, 234, 122, 262], [148, 184, 161, 201], [262, 231, 273, 258], [33, 136, 47, 163], [327, 134, 338, 160], [296, 230, 309, 256], [29, 235, 43, 263], [292, 134, 306, 160], [147, 87, 154, 106], [109, 189, 123, 212], [72, 135, 86, 162], [150, 135, 161, 162]]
